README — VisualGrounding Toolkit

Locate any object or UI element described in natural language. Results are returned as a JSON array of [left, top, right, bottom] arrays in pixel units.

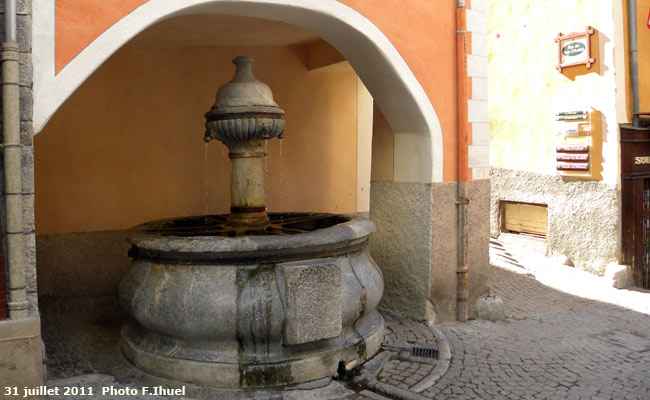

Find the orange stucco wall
[[55, 0, 459, 181], [637, 0, 650, 112], [36, 45, 360, 234]]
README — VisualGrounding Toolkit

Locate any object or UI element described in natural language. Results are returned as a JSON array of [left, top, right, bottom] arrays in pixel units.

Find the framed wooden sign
[[555, 26, 595, 72]]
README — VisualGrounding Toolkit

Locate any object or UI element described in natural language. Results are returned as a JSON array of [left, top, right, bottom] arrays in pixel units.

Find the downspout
[[2, 0, 28, 319], [456, 0, 469, 322], [627, 0, 640, 127]]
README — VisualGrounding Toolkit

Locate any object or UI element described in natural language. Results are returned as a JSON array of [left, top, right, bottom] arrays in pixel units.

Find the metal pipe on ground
[[2, 0, 28, 319]]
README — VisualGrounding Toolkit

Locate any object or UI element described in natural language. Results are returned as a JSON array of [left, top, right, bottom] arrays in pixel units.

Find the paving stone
[[421, 240, 650, 399]]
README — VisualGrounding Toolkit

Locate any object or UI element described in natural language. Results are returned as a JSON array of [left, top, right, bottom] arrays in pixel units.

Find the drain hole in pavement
[[411, 346, 438, 359]]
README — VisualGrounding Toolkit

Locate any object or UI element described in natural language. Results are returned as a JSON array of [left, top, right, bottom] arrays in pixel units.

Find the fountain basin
[[118, 213, 384, 388]]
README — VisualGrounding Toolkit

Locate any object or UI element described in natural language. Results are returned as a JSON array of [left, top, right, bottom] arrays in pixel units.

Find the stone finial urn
[[204, 56, 285, 226]]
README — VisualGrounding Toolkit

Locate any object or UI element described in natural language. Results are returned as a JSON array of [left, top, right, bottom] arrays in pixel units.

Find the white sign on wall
[[562, 37, 589, 65], [555, 26, 596, 72]]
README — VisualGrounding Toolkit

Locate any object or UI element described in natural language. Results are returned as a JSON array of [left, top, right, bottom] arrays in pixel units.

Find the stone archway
[[33, 0, 442, 182], [32, 0, 446, 320]]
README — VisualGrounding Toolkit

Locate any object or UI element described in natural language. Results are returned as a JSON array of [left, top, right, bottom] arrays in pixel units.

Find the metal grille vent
[[411, 346, 438, 359]]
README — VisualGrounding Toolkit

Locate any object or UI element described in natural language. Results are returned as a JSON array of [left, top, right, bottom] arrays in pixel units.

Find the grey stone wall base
[[428, 182, 457, 322], [371, 180, 490, 323], [0, 318, 43, 390], [490, 168, 619, 274], [428, 179, 490, 322], [465, 179, 491, 318], [370, 181, 434, 320], [604, 262, 633, 289], [36, 230, 132, 297]]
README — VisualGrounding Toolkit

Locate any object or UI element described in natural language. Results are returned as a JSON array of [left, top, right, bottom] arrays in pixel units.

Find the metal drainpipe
[[456, 0, 469, 322], [2, 0, 28, 320], [627, 0, 640, 127]]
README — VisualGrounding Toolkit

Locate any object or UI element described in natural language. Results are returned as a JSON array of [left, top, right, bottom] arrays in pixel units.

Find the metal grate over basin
[[133, 213, 351, 237]]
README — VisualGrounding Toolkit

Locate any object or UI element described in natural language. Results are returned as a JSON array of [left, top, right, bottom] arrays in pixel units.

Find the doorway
[[621, 123, 650, 289]]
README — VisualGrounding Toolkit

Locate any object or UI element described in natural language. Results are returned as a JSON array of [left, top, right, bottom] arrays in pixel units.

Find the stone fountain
[[118, 56, 384, 388]]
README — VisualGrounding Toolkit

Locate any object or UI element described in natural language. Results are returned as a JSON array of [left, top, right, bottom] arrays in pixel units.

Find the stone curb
[[358, 390, 392, 400], [409, 324, 451, 393], [352, 321, 452, 400], [353, 349, 425, 400]]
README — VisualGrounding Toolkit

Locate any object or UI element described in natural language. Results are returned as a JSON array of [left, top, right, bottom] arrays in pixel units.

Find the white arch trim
[[33, 0, 443, 183]]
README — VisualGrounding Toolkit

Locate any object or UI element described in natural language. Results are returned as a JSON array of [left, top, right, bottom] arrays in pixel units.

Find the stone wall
[[0, 0, 44, 392], [490, 167, 619, 274], [466, 179, 491, 316], [370, 181, 434, 320], [0, 318, 42, 392], [36, 231, 131, 298], [371, 180, 490, 323], [0, 0, 36, 314], [428, 181, 457, 320]]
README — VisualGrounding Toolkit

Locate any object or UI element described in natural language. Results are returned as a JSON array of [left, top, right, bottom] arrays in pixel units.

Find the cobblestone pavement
[[422, 241, 650, 400], [376, 319, 436, 390]]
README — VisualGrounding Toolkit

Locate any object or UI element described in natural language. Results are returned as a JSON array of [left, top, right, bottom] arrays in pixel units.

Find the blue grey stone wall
[[0, 0, 37, 312]]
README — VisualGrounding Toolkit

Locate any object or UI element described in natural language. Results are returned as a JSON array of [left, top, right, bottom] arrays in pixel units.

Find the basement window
[[500, 201, 548, 239]]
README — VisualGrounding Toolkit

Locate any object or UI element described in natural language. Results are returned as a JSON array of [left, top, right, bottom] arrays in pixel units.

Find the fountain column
[[204, 56, 285, 227]]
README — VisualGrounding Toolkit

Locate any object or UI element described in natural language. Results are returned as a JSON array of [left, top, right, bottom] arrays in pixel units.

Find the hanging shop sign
[[555, 26, 596, 72]]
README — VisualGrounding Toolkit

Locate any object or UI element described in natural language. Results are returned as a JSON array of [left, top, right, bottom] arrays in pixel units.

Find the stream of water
[[204, 142, 209, 215], [279, 139, 283, 202]]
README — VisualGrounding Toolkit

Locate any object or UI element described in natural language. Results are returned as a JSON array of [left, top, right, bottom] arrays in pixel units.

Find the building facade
[[489, 0, 650, 287]]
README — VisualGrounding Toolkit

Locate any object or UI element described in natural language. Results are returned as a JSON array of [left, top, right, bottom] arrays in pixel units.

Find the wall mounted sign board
[[557, 153, 589, 162], [555, 26, 595, 72], [554, 109, 602, 180], [556, 144, 589, 152], [556, 163, 589, 171]]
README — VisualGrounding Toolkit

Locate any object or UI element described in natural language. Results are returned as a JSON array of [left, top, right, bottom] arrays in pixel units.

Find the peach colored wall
[[35, 45, 359, 234], [54, 0, 459, 181]]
